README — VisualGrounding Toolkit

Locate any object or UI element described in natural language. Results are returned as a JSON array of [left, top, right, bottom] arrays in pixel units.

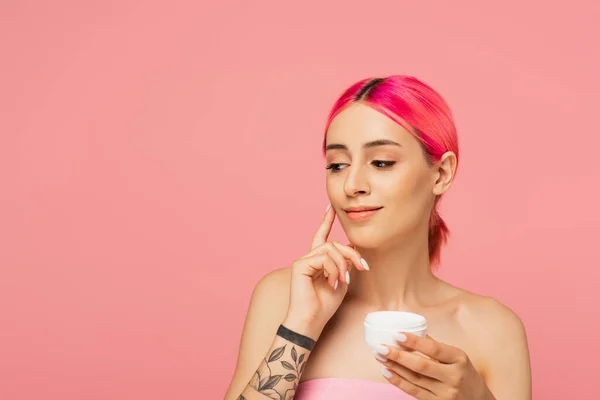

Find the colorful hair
[[322, 75, 459, 269]]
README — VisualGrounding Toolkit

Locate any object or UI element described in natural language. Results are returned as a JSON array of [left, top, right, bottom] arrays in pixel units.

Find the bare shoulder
[[455, 290, 527, 342], [450, 287, 531, 392], [254, 266, 292, 299], [239, 266, 292, 353], [224, 267, 292, 399]]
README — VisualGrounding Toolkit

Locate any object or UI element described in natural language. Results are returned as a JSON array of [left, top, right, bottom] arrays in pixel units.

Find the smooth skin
[[225, 103, 531, 400], [224, 201, 369, 399]]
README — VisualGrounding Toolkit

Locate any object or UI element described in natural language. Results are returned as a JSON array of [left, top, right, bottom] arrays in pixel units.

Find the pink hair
[[322, 75, 459, 269]]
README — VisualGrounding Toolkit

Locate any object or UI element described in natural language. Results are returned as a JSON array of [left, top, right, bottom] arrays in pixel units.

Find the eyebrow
[[324, 139, 402, 152]]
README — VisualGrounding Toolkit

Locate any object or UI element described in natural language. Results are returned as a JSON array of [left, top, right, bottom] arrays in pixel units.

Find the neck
[[346, 225, 441, 310]]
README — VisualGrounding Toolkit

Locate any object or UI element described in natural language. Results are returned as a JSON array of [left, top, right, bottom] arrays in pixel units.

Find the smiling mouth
[[345, 207, 383, 221]]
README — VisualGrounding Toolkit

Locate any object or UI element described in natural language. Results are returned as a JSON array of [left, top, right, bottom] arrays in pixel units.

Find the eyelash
[[325, 161, 396, 172]]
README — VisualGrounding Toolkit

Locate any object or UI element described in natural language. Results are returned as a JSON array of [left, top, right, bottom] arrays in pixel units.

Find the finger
[[321, 256, 339, 289], [323, 269, 337, 289], [331, 241, 369, 272], [310, 204, 336, 250], [296, 253, 339, 290], [322, 243, 350, 285], [380, 367, 436, 400], [301, 243, 352, 285], [395, 332, 463, 364], [374, 351, 444, 394], [376, 344, 448, 382]]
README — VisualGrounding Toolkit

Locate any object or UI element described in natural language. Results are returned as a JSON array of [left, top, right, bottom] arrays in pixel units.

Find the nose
[[344, 165, 371, 197]]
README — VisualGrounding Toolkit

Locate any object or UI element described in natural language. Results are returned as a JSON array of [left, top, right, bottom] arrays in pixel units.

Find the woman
[[224, 75, 532, 400]]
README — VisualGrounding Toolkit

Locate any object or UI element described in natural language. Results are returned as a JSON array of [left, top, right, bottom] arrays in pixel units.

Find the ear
[[432, 151, 457, 196]]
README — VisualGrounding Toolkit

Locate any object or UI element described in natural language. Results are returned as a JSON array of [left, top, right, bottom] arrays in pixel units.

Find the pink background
[[1, 1, 599, 399]]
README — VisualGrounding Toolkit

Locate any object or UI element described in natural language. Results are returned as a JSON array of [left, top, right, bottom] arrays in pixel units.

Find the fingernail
[[393, 333, 407, 342], [360, 258, 369, 270], [334, 280, 338, 290], [345, 271, 350, 284], [381, 366, 393, 379], [326, 203, 331, 213], [375, 345, 390, 355], [373, 350, 388, 362]]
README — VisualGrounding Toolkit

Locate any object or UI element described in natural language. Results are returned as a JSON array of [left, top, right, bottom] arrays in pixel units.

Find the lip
[[345, 206, 383, 221], [344, 206, 383, 212]]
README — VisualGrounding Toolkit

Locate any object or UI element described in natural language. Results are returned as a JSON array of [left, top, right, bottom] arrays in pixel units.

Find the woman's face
[[324, 102, 453, 248]]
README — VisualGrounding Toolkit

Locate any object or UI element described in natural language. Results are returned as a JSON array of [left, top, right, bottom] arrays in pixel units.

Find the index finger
[[310, 203, 336, 250], [395, 332, 462, 364]]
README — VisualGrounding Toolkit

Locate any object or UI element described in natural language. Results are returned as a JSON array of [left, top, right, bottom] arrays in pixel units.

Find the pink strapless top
[[295, 378, 415, 399]]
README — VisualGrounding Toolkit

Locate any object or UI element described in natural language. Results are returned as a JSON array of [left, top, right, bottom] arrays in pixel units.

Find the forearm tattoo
[[246, 341, 309, 400]]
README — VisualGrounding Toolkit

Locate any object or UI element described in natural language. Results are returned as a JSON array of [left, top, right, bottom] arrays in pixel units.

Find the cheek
[[325, 179, 337, 199], [325, 178, 345, 207], [384, 171, 432, 223], [388, 169, 429, 201]]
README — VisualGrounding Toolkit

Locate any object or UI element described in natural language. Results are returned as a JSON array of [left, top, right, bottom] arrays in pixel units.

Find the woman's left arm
[[476, 304, 532, 400], [374, 305, 531, 400]]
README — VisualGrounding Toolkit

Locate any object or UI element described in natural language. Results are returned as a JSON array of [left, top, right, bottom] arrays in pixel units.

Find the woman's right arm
[[224, 268, 322, 400], [224, 205, 369, 399]]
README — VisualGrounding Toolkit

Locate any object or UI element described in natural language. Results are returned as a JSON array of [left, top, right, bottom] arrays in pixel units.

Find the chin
[[345, 232, 385, 249], [344, 224, 411, 250]]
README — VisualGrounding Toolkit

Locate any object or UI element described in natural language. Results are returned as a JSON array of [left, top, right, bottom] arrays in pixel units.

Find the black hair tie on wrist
[[276, 324, 316, 351]]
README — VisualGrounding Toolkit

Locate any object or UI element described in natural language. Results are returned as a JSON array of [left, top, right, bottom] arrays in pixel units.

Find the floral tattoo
[[247, 344, 308, 400]]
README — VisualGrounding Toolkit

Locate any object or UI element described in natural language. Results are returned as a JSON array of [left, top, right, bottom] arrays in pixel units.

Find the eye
[[373, 160, 396, 168], [325, 163, 345, 172], [325, 161, 396, 172]]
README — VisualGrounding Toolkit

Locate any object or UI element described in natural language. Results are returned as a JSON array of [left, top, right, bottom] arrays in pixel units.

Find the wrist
[[282, 315, 324, 341]]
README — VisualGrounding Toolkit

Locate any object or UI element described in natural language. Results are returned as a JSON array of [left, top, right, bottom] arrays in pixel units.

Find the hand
[[374, 333, 495, 400], [284, 204, 370, 339]]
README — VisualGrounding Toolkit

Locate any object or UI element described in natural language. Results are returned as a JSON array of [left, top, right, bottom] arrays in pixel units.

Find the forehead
[[326, 102, 415, 146]]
